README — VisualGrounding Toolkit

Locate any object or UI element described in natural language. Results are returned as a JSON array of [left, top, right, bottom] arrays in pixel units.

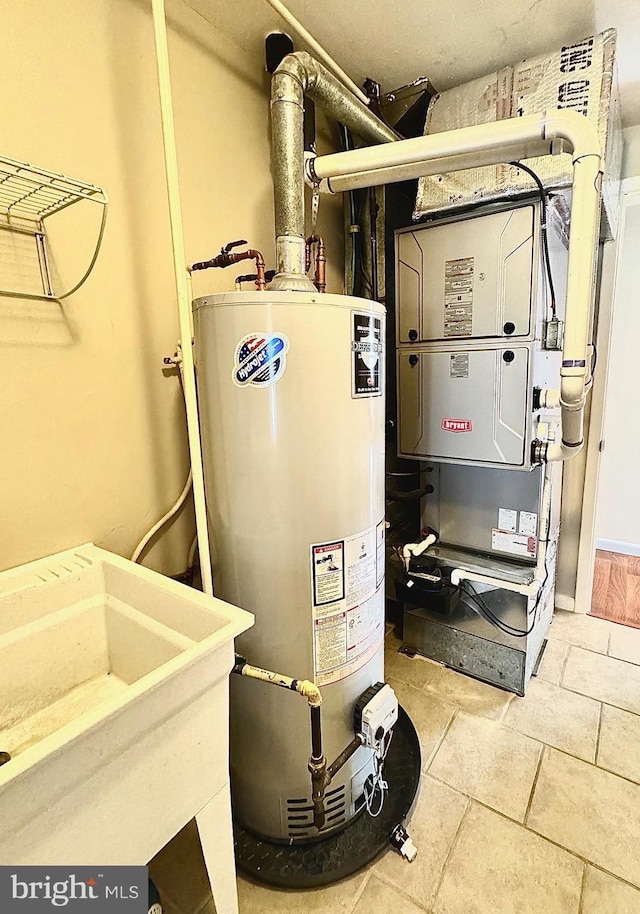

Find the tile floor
[[149, 610, 640, 914]]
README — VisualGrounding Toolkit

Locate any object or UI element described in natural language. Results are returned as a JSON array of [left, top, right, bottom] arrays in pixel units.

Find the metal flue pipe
[[264, 0, 370, 105], [270, 51, 397, 288]]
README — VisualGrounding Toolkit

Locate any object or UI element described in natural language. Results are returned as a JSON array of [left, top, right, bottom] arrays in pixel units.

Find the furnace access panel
[[395, 202, 567, 469], [396, 205, 536, 344]]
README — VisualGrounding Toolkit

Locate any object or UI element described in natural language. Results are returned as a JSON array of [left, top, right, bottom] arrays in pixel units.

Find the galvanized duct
[[270, 51, 397, 289]]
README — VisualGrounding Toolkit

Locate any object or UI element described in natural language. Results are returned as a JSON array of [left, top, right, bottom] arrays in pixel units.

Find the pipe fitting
[[402, 533, 437, 571], [308, 755, 327, 830], [190, 243, 267, 290], [538, 388, 561, 409], [296, 678, 323, 707], [542, 109, 602, 164], [306, 234, 326, 292]]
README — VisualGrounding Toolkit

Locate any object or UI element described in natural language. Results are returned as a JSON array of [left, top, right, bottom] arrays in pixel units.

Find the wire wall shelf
[[0, 154, 108, 301]]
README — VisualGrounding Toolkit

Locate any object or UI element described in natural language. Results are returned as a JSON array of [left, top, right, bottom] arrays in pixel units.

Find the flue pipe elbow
[[543, 109, 601, 163], [271, 51, 396, 283]]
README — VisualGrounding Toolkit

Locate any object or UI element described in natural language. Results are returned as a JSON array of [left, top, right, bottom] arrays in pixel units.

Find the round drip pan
[[234, 705, 421, 888]]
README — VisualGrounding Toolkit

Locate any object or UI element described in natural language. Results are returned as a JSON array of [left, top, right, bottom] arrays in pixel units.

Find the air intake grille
[[286, 784, 346, 838]]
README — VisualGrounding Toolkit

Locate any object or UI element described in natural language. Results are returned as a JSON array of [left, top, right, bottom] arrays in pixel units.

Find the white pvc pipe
[[402, 533, 437, 571], [264, 0, 370, 106], [307, 108, 602, 463], [309, 113, 557, 183], [317, 143, 554, 194], [151, 0, 214, 595]]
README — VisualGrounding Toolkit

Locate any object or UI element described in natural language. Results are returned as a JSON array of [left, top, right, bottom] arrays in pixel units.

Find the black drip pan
[[234, 705, 421, 888]]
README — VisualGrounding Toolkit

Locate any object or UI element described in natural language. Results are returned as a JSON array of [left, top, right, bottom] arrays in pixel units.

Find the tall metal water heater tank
[[194, 291, 386, 842]]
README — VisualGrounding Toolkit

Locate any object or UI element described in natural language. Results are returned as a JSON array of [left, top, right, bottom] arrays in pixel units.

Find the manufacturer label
[[498, 508, 518, 533], [352, 312, 383, 397], [491, 529, 537, 558], [442, 418, 473, 433], [233, 332, 289, 388], [311, 521, 385, 686], [450, 352, 469, 379], [444, 256, 473, 337]]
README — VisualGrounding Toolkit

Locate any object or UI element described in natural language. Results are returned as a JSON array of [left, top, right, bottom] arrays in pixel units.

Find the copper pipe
[[235, 270, 276, 290], [305, 234, 326, 293], [248, 249, 266, 290], [191, 244, 266, 291]]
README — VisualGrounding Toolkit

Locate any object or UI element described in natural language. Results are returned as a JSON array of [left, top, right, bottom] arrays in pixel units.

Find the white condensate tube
[[151, 0, 213, 595], [307, 109, 602, 463], [402, 533, 437, 572], [264, 0, 370, 106]]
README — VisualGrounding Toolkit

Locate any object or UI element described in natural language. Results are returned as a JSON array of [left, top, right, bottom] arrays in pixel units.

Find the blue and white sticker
[[233, 332, 290, 388]]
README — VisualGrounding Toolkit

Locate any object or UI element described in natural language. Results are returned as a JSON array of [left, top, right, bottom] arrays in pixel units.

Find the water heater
[[193, 291, 386, 842]]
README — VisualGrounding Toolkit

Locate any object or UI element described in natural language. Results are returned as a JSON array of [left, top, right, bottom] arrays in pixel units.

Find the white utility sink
[[0, 544, 253, 914]]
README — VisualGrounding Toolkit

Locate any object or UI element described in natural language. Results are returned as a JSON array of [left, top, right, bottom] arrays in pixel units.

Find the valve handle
[[222, 239, 248, 253]]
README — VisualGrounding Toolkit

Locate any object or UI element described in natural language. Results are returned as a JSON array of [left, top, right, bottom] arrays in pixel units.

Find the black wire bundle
[[461, 583, 538, 638], [509, 161, 557, 319], [460, 535, 554, 639]]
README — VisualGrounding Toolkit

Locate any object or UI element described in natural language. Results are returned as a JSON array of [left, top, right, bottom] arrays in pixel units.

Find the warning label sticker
[[311, 521, 385, 686], [491, 528, 537, 558], [311, 542, 345, 607], [444, 257, 474, 337], [450, 352, 470, 379], [352, 312, 383, 398]]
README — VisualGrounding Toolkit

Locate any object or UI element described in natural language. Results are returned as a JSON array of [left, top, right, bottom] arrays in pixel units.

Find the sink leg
[[196, 783, 239, 914]]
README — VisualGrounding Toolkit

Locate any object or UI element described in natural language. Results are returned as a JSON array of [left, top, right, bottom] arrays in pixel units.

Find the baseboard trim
[[596, 538, 640, 557], [555, 593, 576, 612]]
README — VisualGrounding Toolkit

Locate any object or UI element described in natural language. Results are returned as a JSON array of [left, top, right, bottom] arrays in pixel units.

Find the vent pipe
[[270, 51, 397, 290]]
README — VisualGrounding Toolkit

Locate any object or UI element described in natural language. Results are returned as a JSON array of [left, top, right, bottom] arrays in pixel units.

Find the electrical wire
[[509, 161, 557, 319], [364, 730, 393, 818], [461, 582, 539, 638], [460, 531, 554, 639]]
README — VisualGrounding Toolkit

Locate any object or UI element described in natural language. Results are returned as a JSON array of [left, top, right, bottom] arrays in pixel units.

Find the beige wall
[[0, 0, 343, 575]]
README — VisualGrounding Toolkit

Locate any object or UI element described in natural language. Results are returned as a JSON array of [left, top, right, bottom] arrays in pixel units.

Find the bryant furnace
[[394, 198, 569, 695]]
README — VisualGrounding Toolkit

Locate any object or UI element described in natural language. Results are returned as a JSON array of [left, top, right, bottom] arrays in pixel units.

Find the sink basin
[[0, 543, 253, 884]]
